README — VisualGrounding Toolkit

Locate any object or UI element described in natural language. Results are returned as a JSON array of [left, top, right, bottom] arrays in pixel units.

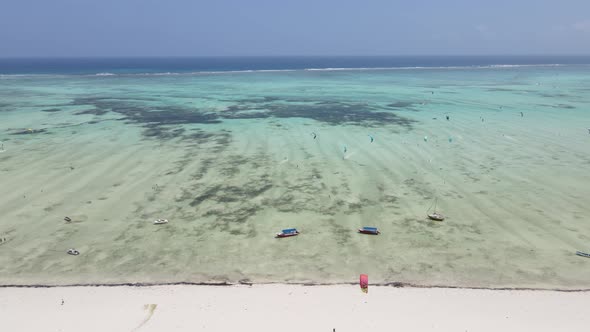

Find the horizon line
[[2, 54, 590, 59]]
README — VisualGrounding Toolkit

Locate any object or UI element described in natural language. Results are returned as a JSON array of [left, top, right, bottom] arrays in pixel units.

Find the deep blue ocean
[[1, 55, 590, 75]]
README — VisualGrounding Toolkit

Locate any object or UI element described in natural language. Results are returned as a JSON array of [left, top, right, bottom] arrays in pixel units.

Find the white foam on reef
[[485, 64, 563, 68], [196, 69, 299, 75], [91, 63, 569, 75], [0, 64, 577, 78], [304, 64, 565, 72], [107, 64, 568, 76]]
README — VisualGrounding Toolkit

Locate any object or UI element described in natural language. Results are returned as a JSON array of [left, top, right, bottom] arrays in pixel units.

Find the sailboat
[[427, 197, 445, 221]]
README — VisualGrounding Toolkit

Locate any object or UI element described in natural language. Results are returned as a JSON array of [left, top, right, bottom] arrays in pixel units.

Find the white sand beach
[[1, 284, 589, 332]]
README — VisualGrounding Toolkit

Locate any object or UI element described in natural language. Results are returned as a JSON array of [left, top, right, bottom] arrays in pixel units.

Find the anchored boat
[[358, 226, 380, 235], [427, 198, 445, 221], [276, 228, 299, 238], [427, 213, 445, 221]]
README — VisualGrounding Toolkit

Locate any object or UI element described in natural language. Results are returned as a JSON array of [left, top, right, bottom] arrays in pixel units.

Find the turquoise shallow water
[[1, 64, 590, 288]]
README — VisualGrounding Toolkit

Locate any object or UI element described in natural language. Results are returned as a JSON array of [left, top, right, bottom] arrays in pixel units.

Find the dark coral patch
[[70, 95, 416, 137], [10, 128, 48, 135]]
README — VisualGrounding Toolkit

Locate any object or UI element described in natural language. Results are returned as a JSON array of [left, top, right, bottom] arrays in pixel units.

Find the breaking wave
[[0, 63, 573, 78]]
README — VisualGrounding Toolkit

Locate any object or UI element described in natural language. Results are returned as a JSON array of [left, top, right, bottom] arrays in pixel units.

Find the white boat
[[154, 219, 169, 225], [427, 213, 445, 221], [427, 198, 445, 221], [67, 249, 80, 255]]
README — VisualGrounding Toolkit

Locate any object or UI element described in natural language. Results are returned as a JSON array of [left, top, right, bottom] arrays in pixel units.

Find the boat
[[358, 226, 380, 235], [576, 251, 590, 258], [276, 228, 299, 238], [67, 249, 80, 256], [154, 219, 169, 225], [427, 198, 445, 221], [427, 213, 445, 221]]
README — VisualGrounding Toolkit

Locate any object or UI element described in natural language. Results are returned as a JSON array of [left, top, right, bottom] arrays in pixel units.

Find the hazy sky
[[1, 0, 589, 56]]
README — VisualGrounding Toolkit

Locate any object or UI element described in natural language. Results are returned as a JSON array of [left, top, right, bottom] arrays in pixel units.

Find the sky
[[1, 0, 589, 57]]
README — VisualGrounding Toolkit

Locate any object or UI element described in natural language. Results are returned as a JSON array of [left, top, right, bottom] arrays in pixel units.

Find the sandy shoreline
[[2, 281, 590, 292], [2, 284, 589, 332]]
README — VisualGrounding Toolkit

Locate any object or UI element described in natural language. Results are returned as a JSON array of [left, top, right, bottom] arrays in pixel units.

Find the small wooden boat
[[67, 249, 80, 256], [427, 198, 445, 221], [576, 251, 590, 258], [358, 226, 380, 235], [154, 219, 169, 225], [276, 228, 299, 238], [428, 213, 445, 221]]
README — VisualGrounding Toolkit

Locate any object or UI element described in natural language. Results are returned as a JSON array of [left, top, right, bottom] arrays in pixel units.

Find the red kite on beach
[[360, 274, 368, 293]]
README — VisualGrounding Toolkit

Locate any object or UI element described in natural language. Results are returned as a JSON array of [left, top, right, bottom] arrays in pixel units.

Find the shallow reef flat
[[1, 66, 590, 288]]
